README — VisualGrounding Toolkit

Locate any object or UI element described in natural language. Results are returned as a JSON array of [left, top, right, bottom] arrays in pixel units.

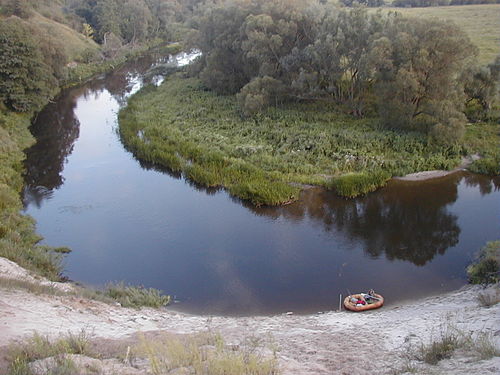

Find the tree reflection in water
[[22, 52, 166, 208], [23, 89, 81, 208], [249, 174, 499, 266]]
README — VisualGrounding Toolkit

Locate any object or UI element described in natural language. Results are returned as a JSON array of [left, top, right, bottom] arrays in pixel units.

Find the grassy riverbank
[[0, 30, 178, 286], [118, 74, 499, 204]]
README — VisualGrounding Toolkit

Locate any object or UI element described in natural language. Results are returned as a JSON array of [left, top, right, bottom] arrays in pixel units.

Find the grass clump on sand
[[6, 331, 93, 375], [103, 282, 171, 308], [476, 288, 500, 307], [139, 332, 280, 375], [0, 277, 170, 310], [467, 241, 500, 285], [119, 75, 499, 204], [402, 324, 500, 368]]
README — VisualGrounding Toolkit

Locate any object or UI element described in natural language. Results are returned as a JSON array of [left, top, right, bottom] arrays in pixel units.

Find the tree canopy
[[189, 0, 485, 143]]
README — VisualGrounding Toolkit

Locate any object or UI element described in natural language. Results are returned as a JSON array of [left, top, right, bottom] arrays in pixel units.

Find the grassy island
[[118, 74, 499, 205]]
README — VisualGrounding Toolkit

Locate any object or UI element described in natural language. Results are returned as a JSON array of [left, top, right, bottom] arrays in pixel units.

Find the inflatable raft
[[343, 292, 384, 312]]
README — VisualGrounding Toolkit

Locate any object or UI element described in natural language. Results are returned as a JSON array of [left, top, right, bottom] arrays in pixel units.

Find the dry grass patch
[[137, 332, 280, 375]]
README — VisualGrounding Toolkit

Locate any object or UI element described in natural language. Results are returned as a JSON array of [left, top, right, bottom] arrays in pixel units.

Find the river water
[[22, 51, 500, 316]]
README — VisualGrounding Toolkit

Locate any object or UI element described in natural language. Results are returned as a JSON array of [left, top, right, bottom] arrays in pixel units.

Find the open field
[[384, 4, 500, 65]]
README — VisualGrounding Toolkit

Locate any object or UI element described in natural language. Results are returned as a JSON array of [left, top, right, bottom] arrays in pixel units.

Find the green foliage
[[0, 18, 58, 112], [382, 5, 500, 66], [330, 170, 391, 198], [467, 241, 500, 285], [469, 157, 500, 176], [191, 1, 484, 139], [119, 75, 498, 203], [372, 17, 476, 143], [0, 111, 65, 280], [237, 76, 285, 117], [104, 281, 171, 308]]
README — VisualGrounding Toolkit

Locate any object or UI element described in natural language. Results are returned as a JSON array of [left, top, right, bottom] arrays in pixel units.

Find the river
[[22, 50, 500, 316]]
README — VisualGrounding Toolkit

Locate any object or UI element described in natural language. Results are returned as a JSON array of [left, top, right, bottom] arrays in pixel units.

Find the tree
[[120, 0, 152, 43], [192, 0, 257, 94], [237, 76, 285, 116], [371, 17, 477, 143]]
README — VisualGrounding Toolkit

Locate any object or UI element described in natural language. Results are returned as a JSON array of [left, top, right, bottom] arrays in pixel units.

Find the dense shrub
[[0, 18, 57, 112], [468, 157, 500, 176], [467, 241, 500, 285]]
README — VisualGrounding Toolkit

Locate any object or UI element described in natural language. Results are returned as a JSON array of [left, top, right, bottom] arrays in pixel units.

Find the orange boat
[[343, 292, 384, 312]]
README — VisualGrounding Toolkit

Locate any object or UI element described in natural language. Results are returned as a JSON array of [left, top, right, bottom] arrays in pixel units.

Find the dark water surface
[[23, 52, 500, 316]]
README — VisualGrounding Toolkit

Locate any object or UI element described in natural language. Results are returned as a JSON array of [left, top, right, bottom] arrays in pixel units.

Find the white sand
[[0, 257, 498, 374], [395, 155, 480, 182]]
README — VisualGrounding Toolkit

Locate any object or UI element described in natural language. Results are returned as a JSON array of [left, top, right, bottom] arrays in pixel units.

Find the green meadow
[[119, 75, 499, 204]]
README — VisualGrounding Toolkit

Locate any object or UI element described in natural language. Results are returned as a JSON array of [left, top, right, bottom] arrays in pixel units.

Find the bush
[[469, 157, 500, 176], [0, 18, 57, 112], [467, 241, 500, 285]]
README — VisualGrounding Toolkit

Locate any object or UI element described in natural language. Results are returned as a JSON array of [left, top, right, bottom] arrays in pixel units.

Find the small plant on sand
[[476, 288, 500, 307], [410, 323, 500, 366], [103, 281, 171, 308], [417, 326, 463, 365], [467, 241, 500, 285]]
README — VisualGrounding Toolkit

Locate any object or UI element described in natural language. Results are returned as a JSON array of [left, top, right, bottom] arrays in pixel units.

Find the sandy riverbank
[[0, 257, 499, 374], [394, 155, 480, 182]]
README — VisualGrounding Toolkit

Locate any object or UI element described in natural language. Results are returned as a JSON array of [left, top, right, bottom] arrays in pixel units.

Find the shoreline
[[394, 155, 480, 182], [1, 257, 498, 374]]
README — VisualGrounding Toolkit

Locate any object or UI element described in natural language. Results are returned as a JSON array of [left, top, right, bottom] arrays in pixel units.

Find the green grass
[[329, 170, 391, 198], [0, 276, 171, 309], [384, 5, 500, 65], [119, 74, 499, 204], [0, 110, 65, 280], [30, 13, 100, 63], [103, 281, 171, 308]]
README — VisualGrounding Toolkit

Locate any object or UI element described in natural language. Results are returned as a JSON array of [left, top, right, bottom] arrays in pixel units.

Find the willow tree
[[371, 17, 477, 143]]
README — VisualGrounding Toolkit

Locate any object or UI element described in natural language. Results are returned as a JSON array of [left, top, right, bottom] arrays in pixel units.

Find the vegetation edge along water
[[0, 0, 179, 304], [118, 74, 500, 204], [118, 1, 500, 205]]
